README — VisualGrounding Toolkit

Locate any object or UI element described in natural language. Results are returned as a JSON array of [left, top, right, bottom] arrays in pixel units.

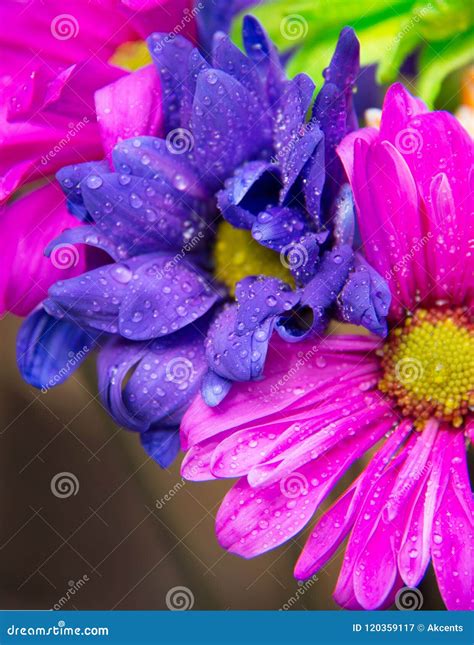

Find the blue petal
[[296, 244, 354, 335], [140, 428, 180, 468], [118, 256, 220, 341], [46, 254, 221, 341], [45, 262, 130, 334], [205, 277, 300, 383], [180, 48, 211, 130], [280, 127, 323, 204], [191, 69, 270, 190], [313, 28, 360, 211], [337, 254, 391, 337], [251, 206, 308, 251], [217, 161, 280, 229], [280, 231, 328, 285], [201, 370, 232, 407], [17, 309, 96, 390], [235, 275, 299, 335], [205, 304, 275, 382], [213, 32, 266, 102], [45, 225, 122, 262], [56, 161, 109, 221], [273, 74, 315, 171], [80, 170, 208, 256], [298, 127, 326, 226], [112, 137, 210, 200], [97, 324, 208, 433], [147, 34, 194, 132], [242, 16, 286, 104], [331, 183, 355, 246]]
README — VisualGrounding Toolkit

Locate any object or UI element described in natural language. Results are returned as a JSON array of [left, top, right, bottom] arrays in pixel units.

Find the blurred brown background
[[0, 314, 443, 611]]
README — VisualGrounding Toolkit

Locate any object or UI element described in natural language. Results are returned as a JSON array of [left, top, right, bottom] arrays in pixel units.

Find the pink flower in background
[[180, 84, 474, 610], [0, 0, 196, 315]]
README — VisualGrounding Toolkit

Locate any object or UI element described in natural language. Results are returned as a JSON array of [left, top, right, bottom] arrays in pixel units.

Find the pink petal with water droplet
[[431, 432, 474, 610]]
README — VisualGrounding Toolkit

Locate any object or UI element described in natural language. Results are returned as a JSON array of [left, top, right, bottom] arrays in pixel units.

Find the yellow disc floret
[[110, 41, 152, 71], [214, 221, 294, 296], [379, 308, 474, 429]]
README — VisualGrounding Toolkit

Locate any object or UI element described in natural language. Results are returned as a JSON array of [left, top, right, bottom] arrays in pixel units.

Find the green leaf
[[417, 27, 474, 107], [230, 0, 474, 104]]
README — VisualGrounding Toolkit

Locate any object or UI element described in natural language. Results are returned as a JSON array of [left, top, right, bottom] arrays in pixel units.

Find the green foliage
[[232, 0, 474, 106]]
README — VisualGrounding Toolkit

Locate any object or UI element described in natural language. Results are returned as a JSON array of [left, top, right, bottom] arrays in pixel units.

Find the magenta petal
[[216, 413, 392, 559], [431, 431, 474, 610], [0, 182, 88, 316], [216, 465, 320, 559], [181, 335, 381, 449], [378, 83, 427, 142], [294, 484, 356, 580], [0, 60, 122, 202], [397, 428, 451, 588], [0, 0, 137, 75], [296, 420, 412, 581], [336, 126, 378, 186], [95, 65, 164, 156], [247, 396, 393, 488], [181, 430, 234, 481], [334, 451, 405, 609]]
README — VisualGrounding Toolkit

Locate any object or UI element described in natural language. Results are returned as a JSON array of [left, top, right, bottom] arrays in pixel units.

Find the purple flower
[[17, 18, 388, 465]]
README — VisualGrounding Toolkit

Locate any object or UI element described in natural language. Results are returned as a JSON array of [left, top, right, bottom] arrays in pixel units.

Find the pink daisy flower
[[0, 0, 195, 315], [180, 83, 474, 610]]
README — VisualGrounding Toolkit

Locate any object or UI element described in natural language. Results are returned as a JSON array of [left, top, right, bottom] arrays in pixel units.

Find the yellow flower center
[[379, 308, 474, 429], [110, 40, 152, 71], [214, 221, 294, 296]]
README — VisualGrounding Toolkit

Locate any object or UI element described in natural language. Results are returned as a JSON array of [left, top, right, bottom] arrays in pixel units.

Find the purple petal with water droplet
[[191, 68, 271, 191], [57, 161, 110, 222], [337, 253, 391, 337], [251, 206, 308, 251], [217, 161, 281, 229], [81, 171, 209, 257], [98, 322, 208, 436], [296, 244, 354, 335], [147, 34, 194, 132], [17, 308, 97, 390], [118, 254, 220, 340]]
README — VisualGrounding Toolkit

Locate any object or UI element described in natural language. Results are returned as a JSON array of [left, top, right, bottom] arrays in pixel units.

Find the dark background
[[0, 314, 443, 610]]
